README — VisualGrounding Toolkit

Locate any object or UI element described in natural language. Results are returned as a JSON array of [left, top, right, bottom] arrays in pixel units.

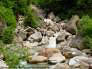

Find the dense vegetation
[[79, 16, 92, 49], [32, 0, 92, 19], [0, 41, 29, 68], [0, 0, 30, 68], [0, 0, 31, 44]]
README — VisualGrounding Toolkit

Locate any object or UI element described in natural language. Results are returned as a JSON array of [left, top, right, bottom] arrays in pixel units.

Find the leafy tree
[[0, 0, 16, 9], [0, 5, 16, 44], [16, 0, 31, 15], [32, 0, 92, 19]]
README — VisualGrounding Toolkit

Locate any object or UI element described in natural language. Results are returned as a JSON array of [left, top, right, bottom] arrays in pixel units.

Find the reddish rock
[[38, 48, 60, 58]]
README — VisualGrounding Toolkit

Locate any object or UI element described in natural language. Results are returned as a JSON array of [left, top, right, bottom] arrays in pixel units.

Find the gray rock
[[46, 31, 54, 37], [50, 63, 70, 69], [23, 41, 32, 48], [0, 60, 8, 69], [70, 36, 84, 50], [48, 53, 66, 64], [56, 32, 65, 43], [28, 56, 48, 64], [62, 15, 80, 35], [29, 32, 42, 42], [50, 24, 60, 32], [69, 56, 88, 67], [44, 19, 55, 26], [82, 49, 92, 56], [80, 61, 89, 69], [48, 12, 55, 21], [40, 36, 48, 45], [63, 48, 87, 58], [54, 16, 61, 22]]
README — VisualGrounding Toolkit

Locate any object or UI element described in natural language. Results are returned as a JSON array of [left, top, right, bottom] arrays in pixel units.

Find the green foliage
[[2, 27, 14, 44], [0, 6, 16, 28], [79, 15, 92, 49], [0, 43, 29, 68], [0, 5, 16, 44], [16, 0, 31, 15], [32, 0, 92, 19], [24, 5, 41, 28], [79, 15, 92, 37], [83, 36, 92, 49], [0, 0, 16, 9]]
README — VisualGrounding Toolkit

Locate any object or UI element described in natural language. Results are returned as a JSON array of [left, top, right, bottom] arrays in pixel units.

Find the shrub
[[0, 0, 15, 9], [0, 5, 16, 44], [16, 0, 31, 15], [24, 5, 41, 28], [79, 15, 92, 49], [83, 36, 92, 49], [79, 15, 92, 37], [0, 43, 29, 68], [0, 5, 16, 28], [2, 27, 14, 44]]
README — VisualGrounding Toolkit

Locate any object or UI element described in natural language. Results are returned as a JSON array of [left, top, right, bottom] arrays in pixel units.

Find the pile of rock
[[15, 7, 92, 69]]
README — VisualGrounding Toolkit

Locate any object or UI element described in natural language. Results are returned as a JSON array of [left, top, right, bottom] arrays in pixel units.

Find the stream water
[[17, 60, 48, 69]]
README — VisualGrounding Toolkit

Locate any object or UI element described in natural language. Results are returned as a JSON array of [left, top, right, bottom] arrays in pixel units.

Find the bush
[[83, 36, 92, 49], [0, 6, 16, 28], [0, 43, 29, 68], [0, 0, 15, 9], [2, 27, 14, 44], [0, 5, 16, 44], [79, 15, 92, 37], [24, 5, 41, 28], [16, 0, 31, 15], [79, 15, 92, 49]]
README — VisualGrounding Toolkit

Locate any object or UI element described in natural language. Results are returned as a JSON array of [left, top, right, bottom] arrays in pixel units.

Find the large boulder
[[48, 53, 66, 64], [69, 56, 89, 67], [70, 36, 84, 50], [62, 15, 80, 35], [56, 32, 66, 43], [63, 48, 87, 58], [27, 56, 48, 64], [50, 63, 70, 69], [38, 48, 60, 58], [28, 32, 42, 42]]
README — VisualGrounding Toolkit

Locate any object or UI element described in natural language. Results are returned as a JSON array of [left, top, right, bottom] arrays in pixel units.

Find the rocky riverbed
[[1, 5, 92, 69], [14, 7, 92, 69]]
